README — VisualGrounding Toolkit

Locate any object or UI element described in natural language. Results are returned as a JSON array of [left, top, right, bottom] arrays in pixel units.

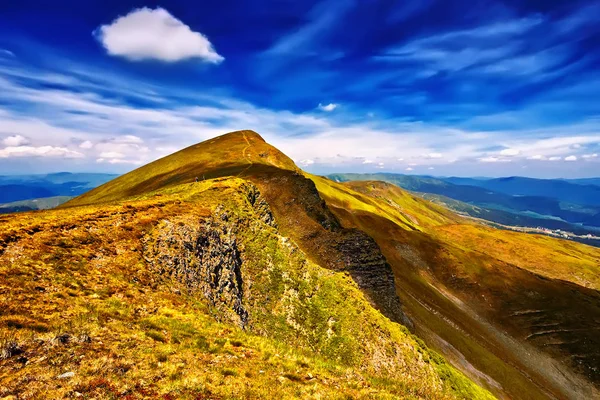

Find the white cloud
[[99, 151, 125, 159], [1, 59, 599, 175], [582, 153, 598, 159], [79, 140, 94, 149], [564, 155, 577, 161], [318, 103, 338, 112], [112, 135, 143, 144], [548, 156, 562, 161], [500, 148, 520, 156], [528, 154, 546, 160], [0, 146, 83, 159], [478, 156, 511, 163], [97, 158, 143, 165], [405, 167, 414, 171], [299, 159, 314, 166], [2, 134, 29, 146], [95, 7, 224, 63], [428, 167, 435, 170]]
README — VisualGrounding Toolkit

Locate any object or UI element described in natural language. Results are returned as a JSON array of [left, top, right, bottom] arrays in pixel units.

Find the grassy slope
[[309, 177, 600, 400], [1, 133, 492, 399]]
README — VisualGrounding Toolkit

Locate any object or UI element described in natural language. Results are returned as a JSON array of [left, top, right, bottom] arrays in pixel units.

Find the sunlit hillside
[[2, 131, 598, 400]]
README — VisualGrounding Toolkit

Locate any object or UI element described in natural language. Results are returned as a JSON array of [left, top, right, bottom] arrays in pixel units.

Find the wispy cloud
[[1, 1, 599, 177]]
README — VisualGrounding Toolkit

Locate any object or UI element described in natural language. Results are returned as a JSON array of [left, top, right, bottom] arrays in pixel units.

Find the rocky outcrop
[[337, 230, 413, 329], [242, 183, 277, 228], [143, 211, 248, 328]]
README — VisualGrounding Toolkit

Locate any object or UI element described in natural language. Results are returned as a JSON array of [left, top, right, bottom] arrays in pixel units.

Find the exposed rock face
[[337, 230, 413, 329], [142, 183, 279, 329], [242, 183, 277, 228], [143, 212, 248, 328]]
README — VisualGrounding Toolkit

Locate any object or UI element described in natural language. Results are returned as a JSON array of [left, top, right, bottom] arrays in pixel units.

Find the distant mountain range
[[0, 172, 116, 213], [329, 173, 600, 237], [441, 176, 600, 206]]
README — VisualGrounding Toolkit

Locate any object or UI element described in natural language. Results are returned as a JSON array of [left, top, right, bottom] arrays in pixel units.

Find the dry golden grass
[[0, 176, 492, 399]]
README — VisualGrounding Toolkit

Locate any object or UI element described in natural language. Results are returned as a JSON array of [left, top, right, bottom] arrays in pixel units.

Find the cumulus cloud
[[2, 134, 29, 146], [548, 156, 562, 161], [0, 145, 83, 159], [318, 103, 338, 112], [582, 153, 598, 159], [362, 159, 374, 164], [564, 155, 577, 161], [405, 167, 414, 171], [95, 7, 224, 63], [299, 159, 314, 166]]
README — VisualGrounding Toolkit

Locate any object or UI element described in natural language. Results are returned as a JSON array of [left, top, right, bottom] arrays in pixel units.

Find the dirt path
[[237, 131, 254, 177]]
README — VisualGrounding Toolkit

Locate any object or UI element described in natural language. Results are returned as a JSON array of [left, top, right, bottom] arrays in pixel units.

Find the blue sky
[[0, 0, 599, 178]]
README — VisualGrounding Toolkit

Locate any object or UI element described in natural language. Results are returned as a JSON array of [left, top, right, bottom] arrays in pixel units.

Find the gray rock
[[143, 211, 248, 328], [57, 371, 75, 379]]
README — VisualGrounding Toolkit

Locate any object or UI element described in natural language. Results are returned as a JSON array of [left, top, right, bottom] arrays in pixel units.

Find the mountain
[[0, 196, 74, 214], [442, 176, 600, 206], [330, 173, 600, 231], [0, 173, 117, 204], [2, 131, 599, 399], [565, 178, 600, 187]]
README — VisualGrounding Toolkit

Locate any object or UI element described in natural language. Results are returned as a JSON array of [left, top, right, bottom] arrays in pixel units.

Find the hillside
[[0, 196, 74, 214], [2, 130, 599, 399]]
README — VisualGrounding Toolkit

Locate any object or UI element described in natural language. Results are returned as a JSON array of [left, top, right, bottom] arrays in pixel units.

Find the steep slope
[[310, 178, 600, 400], [1, 131, 491, 399]]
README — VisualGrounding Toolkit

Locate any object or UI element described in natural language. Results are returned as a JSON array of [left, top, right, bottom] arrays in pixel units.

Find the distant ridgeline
[[329, 173, 600, 246]]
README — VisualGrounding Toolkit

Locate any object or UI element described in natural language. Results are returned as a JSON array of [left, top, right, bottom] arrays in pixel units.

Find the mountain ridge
[[2, 130, 599, 399]]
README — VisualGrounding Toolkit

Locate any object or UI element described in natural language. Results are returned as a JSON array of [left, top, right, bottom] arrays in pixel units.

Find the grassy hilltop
[[1, 130, 599, 399]]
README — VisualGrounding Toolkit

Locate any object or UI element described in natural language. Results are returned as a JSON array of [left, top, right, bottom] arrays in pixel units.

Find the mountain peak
[[64, 130, 297, 207], [219, 129, 266, 142]]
